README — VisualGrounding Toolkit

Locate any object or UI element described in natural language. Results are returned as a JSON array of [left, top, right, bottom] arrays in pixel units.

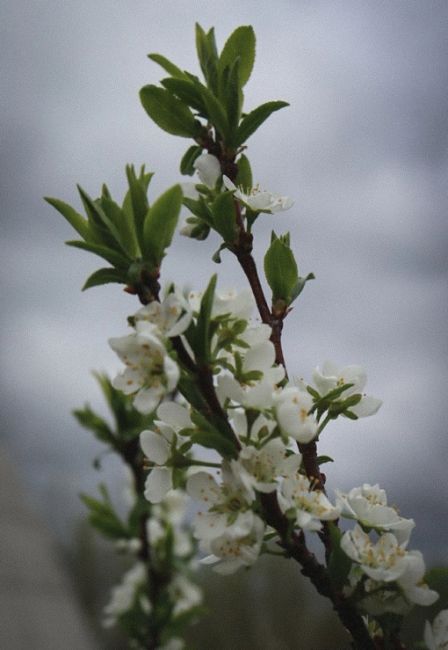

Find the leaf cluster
[[141, 24, 289, 162], [46, 168, 182, 292]]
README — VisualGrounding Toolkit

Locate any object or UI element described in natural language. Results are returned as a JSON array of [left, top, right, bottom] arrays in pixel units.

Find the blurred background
[[1, 1, 447, 648]]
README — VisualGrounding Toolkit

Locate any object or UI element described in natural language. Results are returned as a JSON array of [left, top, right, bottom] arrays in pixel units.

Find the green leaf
[[65, 240, 130, 269], [100, 197, 140, 258], [124, 165, 151, 249], [73, 405, 113, 443], [290, 272, 315, 303], [212, 242, 228, 264], [235, 154, 252, 192], [327, 523, 352, 589], [193, 80, 229, 140], [183, 196, 214, 226], [77, 186, 125, 250], [80, 486, 129, 540], [211, 192, 237, 243], [221, 58, 242, 138], [194, 274, 217, 362], [140, 85, 201, 138], [161, 77, 206, 114], [191, 430, 236, 458], [219, 26, 256, 87], [45, 197, 91, 241], [143, 184, 183, 266], [264, 233, 299, 304], [317, 455, 334, 465], [82, 267, 127, 291], [235, 101, 289, 146], [180, 145, 203, 176], [195, 23, 219, 92], [147, 53, 187, 79]]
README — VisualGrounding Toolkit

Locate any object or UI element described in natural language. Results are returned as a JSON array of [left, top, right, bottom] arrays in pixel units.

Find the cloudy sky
[[1, 1, 447, 562]]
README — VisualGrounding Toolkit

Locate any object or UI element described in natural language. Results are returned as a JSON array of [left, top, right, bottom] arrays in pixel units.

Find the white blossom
[[425, 610, 448, 650], [187, 462, 256, 542], [134, 291, 192, 338], [194, 153, 222, 188], [279, 473, 340, 531], [168, 574, 202, 617], [188, 287, 255, 322], [200, 515, 265, 574], [230, 409, 276, 444], [336, 484, 415, 544], [236, 438, 302, 493], [146, 488, 193, 557], [103, 562, 147, 628], [217, 339, 284, 410], [275, 386, 318, 443], [341, 525, 438, 608], [223, 176, 293, 213], [140, 403, 192, 503], [312, 361, 382, 418], [109, 322, 179, 414]]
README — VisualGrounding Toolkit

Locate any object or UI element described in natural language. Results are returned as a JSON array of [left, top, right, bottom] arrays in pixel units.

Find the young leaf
[[76, 185, 130, 256], [327, 522, 352, 589], [161, 78, 206, 114], [290, 272, 315, 303], [100, 197, 140, 258], [80, 487, 129, 540], [219, 26, 256, 87], [264, 233, 299, 304], [45, 197, 91, 241], [125, 165, 151, 249], [194, 274, 217, 362], [235, 154, 252, 192], [82, 267, 127, 291], [180, 145, 203, 176], [65, 240, 131, 269], [195, 23, 218, 92], [147, 53, 188, 79], [211, 192, 237, 243], [73, 405, 113, 443], [143, 184, 183, 266], [192, 80, 229, 140], [221, 58, 242, 139], [140, 85, 201, 138], [235, 101, 289, 146]]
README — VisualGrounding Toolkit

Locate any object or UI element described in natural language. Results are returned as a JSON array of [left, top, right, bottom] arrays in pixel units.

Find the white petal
[[144, 468, 172, 503], [194, 153, 221, 188], [140, 430, 170, 464], [157, 402, 191, 429], [222, 175, 237, 192], [163, 356, 180, 391], [243, 341, 275, 373], [350, 395, 382, 418], [193, 512, 227, 540], [133, 386, 163, 414], [186, 471, 221, 503]]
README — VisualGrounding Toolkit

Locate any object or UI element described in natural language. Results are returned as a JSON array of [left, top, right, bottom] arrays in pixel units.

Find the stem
[[208, 146, 380, 647], [260, 492, 376, 649]]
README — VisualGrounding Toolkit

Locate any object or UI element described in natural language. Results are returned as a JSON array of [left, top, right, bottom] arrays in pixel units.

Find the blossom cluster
[[109, 290, 192, 414], [109, 283, 438, 624], [103, 488, 201, 649], [338, 484, 438, 615]]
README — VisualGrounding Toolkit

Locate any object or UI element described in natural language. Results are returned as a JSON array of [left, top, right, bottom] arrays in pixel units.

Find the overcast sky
[[1, 0, 447, 562]]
